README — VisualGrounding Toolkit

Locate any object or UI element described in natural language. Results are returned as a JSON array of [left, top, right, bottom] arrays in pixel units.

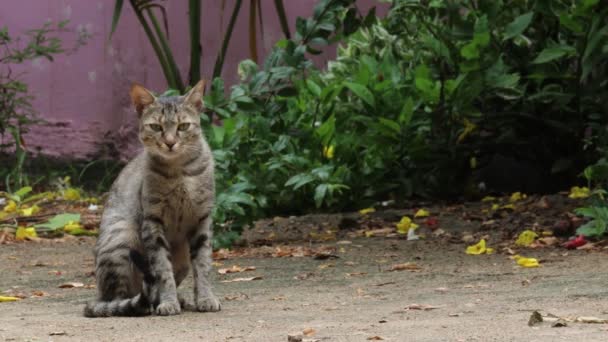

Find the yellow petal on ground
[[414, 209, 430, 218], [62, 188, 81, 201], [19, 205, 40, 217], [568, 186, 590, 199], [3, 200, 17, 213], [481, 196, 497, 202], [515, 230, 538, 247], [469, 157, 477, 169], [396, 216, 418, 234], [0, 296, 21, 302], [500, 204, 516, 210], [491, 203, 500, 211], [15, 227, 37, 240], [359, 207, 376, 215], [466, 239, 493, 255], [513, 255, 540, 268], [63, 221, 83, 233], [509, 192, 527, 202]]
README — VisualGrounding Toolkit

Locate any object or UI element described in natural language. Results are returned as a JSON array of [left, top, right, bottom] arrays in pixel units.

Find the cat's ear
[[183, 80, 206, 111], [129, 83, 156, 116]]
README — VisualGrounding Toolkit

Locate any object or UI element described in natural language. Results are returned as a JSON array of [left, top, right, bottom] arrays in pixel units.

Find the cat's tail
[[83, 250, 153, 318], [83, 293, 151, 317]]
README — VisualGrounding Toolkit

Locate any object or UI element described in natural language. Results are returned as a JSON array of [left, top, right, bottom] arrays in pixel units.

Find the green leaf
[[343, 82, 375, 107], [460, 42, 480, 60], [12, 186, 32, 201], [109, 0, 124, 39], [316, 115, 336, 146], [504, 12, 534, 40], [576, 220, 606, 237], [34, 213, 81, 231], [378, 118, 401, 134], [285, 173, 315, 190], [306, 79, 321, 97], [473, 15, 490, 47], [399, 97, 414, 125], [559, 13, 583, 34], [532, 45, 576, 64], [314, 184, 328, 208]]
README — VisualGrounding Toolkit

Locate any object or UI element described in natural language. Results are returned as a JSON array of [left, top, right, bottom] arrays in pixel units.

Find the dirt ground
[[1, 236, 607, 341], [1, 195, 608, 341]]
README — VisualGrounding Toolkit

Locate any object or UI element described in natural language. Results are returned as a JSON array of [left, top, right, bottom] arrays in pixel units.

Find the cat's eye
[[177, 123, 190, 131], [149, 124, 162, 132]]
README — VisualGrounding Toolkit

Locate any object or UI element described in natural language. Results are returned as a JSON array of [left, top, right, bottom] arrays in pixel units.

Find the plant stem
[[129, 1, 176, 90], [273, 0, 291, 39], [145, 7, 185, 92], [213, 0, 243, 78], [249, 0, 258, 63], [188, 0, 202, 86]]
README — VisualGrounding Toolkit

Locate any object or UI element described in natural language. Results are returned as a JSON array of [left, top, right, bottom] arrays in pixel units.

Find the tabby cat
[[84, 80, 220, 317]]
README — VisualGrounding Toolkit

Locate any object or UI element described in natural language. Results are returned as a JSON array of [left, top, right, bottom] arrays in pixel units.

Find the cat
[[84, 80, 221, 317]]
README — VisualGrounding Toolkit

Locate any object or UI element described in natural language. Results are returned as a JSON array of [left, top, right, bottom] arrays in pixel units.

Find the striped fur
[[84, 81, 221, 317]]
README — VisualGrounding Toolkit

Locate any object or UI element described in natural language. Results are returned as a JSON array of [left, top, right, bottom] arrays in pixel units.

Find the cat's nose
[[165, 142, 176, 150]]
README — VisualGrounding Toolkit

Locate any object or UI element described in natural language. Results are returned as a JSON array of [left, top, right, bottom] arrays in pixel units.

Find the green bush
[[203, 0, 608, 234]]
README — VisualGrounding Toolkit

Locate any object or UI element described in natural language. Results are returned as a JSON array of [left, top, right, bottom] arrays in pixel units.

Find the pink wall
[[0, 0, 387, 160]]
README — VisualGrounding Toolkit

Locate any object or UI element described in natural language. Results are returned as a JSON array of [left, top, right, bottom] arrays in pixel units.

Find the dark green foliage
[[204, 0, 608, 233]]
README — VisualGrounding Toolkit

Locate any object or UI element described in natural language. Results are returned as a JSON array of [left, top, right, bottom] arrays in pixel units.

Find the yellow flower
[[481, 196, 496, 202], [19, 205, 40, 217], [322, 145, 335, 159], [509, 192, 527, 202], [414, 209, 430, 218], [513, 255, 540, 268], [15, 226, 37, 240], [515, 230, 538, 247], [3, 200, 17, 213], [466, 239, 494, 255], [62, 188, 81, 201], [358, 207, 376, 215], [568, 186, 590, 199], [396, 216, 418, 234]]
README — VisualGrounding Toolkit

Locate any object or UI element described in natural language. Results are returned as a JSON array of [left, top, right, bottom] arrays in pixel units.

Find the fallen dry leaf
[[405, 304, 442, 311], [218, 265, 256, 274], [49, 331, 67, 336], [575, 316, 608, 324], [389, 262, 421, 272], [224, 292, 249, 301], [302, 327, 316, 336], [220, 276, 262, 283], [367, 336, 384, 341], [31, 290, 47, 297], [346, 272, 367, 277], [374, 281, 396, 287], [58, 282, 84, 289]]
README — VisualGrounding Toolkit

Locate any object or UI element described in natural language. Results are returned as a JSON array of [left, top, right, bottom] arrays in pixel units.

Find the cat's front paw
[[195, 295, 221, 312], [155, 301, 181, 316]]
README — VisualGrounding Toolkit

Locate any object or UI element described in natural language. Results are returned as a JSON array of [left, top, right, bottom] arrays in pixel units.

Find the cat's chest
[[145, 177, 209, 232]]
